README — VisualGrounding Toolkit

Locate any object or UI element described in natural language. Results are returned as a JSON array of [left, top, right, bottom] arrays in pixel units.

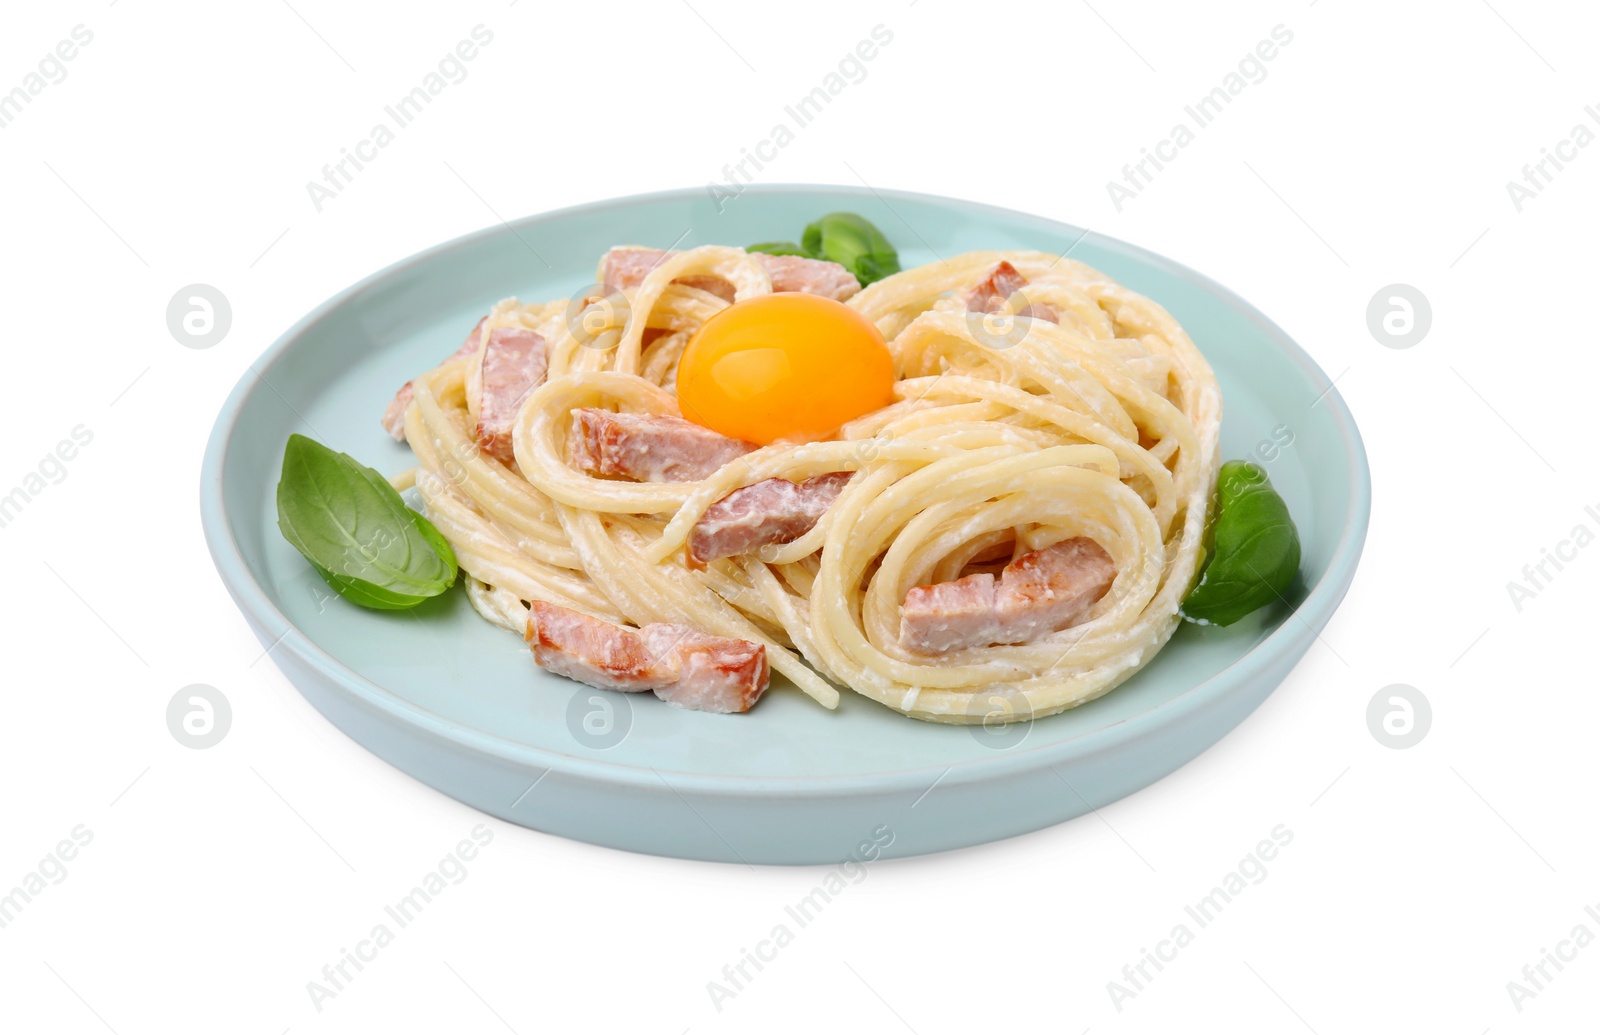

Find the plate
[[201, 185, 1369, 864]]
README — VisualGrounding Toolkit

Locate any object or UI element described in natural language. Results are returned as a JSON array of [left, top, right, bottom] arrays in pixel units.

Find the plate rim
[[200, 183, 1371, 799]]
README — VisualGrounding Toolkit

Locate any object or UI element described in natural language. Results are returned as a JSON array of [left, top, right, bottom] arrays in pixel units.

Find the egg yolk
[[677, 294, 895, 445]]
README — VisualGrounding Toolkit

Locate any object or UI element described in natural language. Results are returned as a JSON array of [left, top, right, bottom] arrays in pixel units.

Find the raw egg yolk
[[677, 294, 894, 445]]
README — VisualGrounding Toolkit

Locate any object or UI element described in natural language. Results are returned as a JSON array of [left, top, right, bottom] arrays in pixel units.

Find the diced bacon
[[602, 247, 732, 298], [453, 316, 489, 359], [382, 316, 488, 441], [752, 254, 860, 301], [964, 261, 1029, 311], [900, 537, 1115, 653], [526, 601, 658, 692], [677, 275, 737, 302], [474, 328, 549, 466], [900, 573, 1000, 654], [600, 247, 859, 302], [601, 248, 673, 294], [962, 261, 1058, 323], [571, 409, 754, 482], [687, 472, 852, 565], [642, 625, 769, 713], [526, 602, 768, 713], [993, 537, 1116, 644], [381, 384, 414, 441]]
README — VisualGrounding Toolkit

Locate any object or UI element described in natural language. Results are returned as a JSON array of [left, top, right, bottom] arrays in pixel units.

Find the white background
[[2, 0, 1595, 1031]]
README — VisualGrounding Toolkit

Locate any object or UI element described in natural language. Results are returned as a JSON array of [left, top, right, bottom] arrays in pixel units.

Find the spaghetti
[[395, 246, 1221, 723]]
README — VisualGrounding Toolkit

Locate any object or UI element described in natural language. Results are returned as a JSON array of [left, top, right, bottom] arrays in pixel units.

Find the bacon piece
[[992, 537, 1116, 644], [382, 317, 488, 441], [381, 386, 414, 442], [600, 247, 860, 302], [687, 472, 852, 565], [642, 625, 769, 713], [571, 409, 754, 482], [900, 537, 1115, 653], [679, 275, 737, 302], [526, 601, 657, 692], [454, 316, 490, 358], [600, 247, 733, 299], [900, 573, 1000, 654], [601, 248, 677, 293], [752, 254, 861, 301], [473, 328, 549, 466], [962, 261, 1057, 323], [526, 602, 768, 713]]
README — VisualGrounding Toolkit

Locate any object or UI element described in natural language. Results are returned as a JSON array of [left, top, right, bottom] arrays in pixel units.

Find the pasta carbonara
[[386, 242, 1221, 724]]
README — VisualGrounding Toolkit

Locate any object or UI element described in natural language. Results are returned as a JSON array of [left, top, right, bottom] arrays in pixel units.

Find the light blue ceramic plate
[[201, 186, 1369, 864]]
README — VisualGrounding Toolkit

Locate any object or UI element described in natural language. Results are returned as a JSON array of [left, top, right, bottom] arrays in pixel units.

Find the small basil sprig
[[746, 213, 901, 285], [802, 212, 900, 285], [745, 241, 811, 257], [277, 434, 457, 609], [1181, 460, 1301, 627]]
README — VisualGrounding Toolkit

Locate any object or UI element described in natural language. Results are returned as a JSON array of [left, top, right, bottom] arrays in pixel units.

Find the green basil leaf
[[746, 241, 812, 257], [311, 563, 439, 610], [800, 212, 901, 285], [1181, 460, 1301, 627], [799, 221, 824, 259], [277, 434, 457, 609]]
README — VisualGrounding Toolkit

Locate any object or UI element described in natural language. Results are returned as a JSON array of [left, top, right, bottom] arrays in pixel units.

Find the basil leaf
[[311, 563, 440, 610], [1181, 460, 1301, 627], [277, 434, 457, 610], [746, 241, 812, 257], [800, 212, 901, 285]]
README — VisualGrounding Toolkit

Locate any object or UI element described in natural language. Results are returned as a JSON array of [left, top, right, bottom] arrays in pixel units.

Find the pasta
[[395, 246, 1222, 723]]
